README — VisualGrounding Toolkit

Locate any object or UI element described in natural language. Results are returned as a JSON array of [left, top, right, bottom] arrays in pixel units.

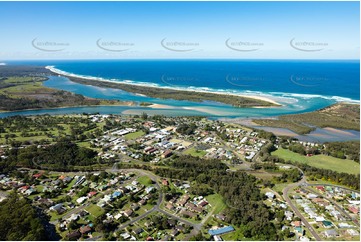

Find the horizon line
[[2, 58, 360, 62]]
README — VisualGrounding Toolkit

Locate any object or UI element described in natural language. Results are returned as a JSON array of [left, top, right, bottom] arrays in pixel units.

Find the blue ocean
[[2, 59, 360, 119]]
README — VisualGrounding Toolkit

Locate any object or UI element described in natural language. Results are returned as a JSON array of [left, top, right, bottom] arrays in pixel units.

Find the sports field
[[272, 148, 360, 175]]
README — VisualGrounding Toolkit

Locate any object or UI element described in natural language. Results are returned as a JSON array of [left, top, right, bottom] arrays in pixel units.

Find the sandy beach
[[323, 127, 358, 137], [46, 66, 282, 107], [146, 104, 235, 116], [148, 104, 176, 109], [182, 106, 236, 116]]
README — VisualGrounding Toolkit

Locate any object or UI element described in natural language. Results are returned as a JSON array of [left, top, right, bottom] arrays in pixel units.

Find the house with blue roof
[[208, 226, 234, 236], [112, 191, 122, 198]]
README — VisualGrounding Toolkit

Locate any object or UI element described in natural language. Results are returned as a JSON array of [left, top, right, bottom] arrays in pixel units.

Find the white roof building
[[76, 196, 88, 204]]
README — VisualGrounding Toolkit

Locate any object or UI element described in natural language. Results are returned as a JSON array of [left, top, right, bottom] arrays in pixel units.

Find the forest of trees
[[264, 155, 360, 190], [323, 141, 360, 162], [295, 162, 360, 190], [154, 155, 281, 240], [0, 192, 48, 240], [176, 123, 197, 135], [3, 138, 98, 171]]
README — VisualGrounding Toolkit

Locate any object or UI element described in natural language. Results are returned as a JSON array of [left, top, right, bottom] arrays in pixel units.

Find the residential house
[[208, 226, 235, 236], [291, 221, 301, 227], [112, 191, 122, 198], [170, 229, 179, 237], [88, 191, 97, 197], [76, 196, 88, 204], [285, 211, 293, 221], [138, 199, 146, 206], [133, 228, 143, 235], [177, 194, 190, 207], [145, 186, 155, 194], [114, 213, 122, 220], [120, 232, 131, 240], [32, 173, 43, 179], [162, 179, 169, 186], [162, 150, 173, 158], [181, 210, 196, 218], [306, 193, 318, 199], [198, 200, 209, 207], [166, 202, 175, 210], [315, 216, 325, 222], [215, 214, 226, 221], [312, 198, 329, 207], [324, 229, 338, 238], [38, 198, 54, 207], [186, 202, 203, 213], [50, 203, 66, 214], [338, 223, 353, 229], [124, 209, 133, 217], [63, 176, 73, 184], [67, 230, 81, 240], [315, 186, 325, 193], [265, 192, 275, 200], [348, 206, 359, 214], [322, 221, 333, 228], [79, 225, 92, 234], [24, 187, 36, 196], [131, 203, 140, 211], [347, 229, 359, 236]]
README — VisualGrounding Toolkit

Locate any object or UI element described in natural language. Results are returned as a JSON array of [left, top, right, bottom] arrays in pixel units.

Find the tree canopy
[[0, 192, 47, 240]]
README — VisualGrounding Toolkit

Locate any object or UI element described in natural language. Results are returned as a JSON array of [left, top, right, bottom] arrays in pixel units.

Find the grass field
[[0, 72, 131, 112], [49, 211, 65, 222], [247, 170, 282, 181], [0, 132, 52, 144], [76, 141, 92, 149], [184, 147, 207, 157], [206, 193, 227, 214], [137, 175, 153, 186], [124, 131, 145, 140], [64, 179, 76, 191], [272, 148, 360, 175], [272, 182, 292, 195], [84, 204, 104, 218]]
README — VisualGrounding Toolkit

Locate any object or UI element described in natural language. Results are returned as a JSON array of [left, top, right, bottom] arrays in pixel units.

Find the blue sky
[[0, 1, 359, 60]]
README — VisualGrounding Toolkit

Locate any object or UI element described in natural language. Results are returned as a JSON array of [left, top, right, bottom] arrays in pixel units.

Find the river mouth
[[39, 75, 341, 118]]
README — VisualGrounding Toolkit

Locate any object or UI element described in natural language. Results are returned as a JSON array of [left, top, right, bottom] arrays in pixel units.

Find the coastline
[[0, 103, 136, 114], [46, 66, 282, 107]]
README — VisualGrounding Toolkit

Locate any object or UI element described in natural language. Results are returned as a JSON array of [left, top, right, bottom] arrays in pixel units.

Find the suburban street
[[303, 185, 359, 226], [282, 173, 322, 241], [110, 167, 203, 236]]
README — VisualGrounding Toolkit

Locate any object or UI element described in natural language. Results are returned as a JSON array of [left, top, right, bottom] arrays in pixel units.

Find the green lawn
[[76, 141, 91, 148], [206, 193, 227, 214], [64, 178, 76, 191], [272, 148, 360, 175], [35, 185, 44, 193], [0, 134, 50, 144], [84, 204, 104, 218], [184, 147, 207, 157], [272, 182, 291, 195], [124, 131, 145, 140], [49, 211, 65, 222], [137, 176, 153, 186], [220, 226, 252, 241]]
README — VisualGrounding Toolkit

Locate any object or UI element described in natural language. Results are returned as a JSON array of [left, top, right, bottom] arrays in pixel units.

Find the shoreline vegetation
[[46, 67, 281, 108], [252, 103, 360, 134], [0, 65, 136, 112]]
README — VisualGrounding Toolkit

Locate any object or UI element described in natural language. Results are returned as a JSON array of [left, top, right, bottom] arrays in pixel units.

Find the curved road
[[282, 174, 322, 241], [109, 167, 202, 235]]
